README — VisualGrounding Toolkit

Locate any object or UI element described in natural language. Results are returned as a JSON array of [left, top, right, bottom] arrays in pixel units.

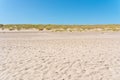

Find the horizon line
[[1, 24, 120, 25]]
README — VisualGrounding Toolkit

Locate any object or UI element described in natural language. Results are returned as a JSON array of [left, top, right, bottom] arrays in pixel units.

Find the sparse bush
[[0, 24, 3, 27], [38, 27, 44, 31], [0, 24, 4, 30], [9, 27, 15, 31], [54, 29, 64, 32], [1, 24, 120, 32], [16, 27, 21, 31]]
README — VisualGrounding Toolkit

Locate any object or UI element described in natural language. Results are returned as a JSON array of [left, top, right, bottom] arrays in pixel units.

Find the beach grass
[[0, 24, 120, 32]]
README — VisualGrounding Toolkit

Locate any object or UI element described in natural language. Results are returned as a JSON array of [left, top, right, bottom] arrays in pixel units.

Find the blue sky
[[0, 0, 120, 24]]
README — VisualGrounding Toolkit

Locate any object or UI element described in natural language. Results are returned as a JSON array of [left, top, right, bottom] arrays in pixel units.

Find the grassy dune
[[0, 24, 120, 32]]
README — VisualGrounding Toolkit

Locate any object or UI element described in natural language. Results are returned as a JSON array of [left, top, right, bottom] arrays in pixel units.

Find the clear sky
[[0, 0, 120, 24]]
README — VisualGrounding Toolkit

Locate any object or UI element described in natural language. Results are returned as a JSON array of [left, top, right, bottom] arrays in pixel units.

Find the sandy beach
[[0, 32, 120, 80]]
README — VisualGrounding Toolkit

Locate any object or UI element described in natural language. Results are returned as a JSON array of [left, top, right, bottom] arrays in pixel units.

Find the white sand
[[0, 32, 120, 80]]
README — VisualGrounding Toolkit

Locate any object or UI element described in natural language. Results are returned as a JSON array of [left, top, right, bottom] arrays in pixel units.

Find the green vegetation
[[0, 24, 120, 32]]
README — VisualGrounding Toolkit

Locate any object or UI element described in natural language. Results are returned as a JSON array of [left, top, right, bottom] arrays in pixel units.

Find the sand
[[0, 32, 120, 80]]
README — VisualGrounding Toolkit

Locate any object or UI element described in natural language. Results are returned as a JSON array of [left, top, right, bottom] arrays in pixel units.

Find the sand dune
[[0, 32, 120, 80]]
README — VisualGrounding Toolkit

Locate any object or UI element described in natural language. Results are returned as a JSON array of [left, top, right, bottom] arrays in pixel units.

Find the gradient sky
[[0, 0, 120, 24]]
